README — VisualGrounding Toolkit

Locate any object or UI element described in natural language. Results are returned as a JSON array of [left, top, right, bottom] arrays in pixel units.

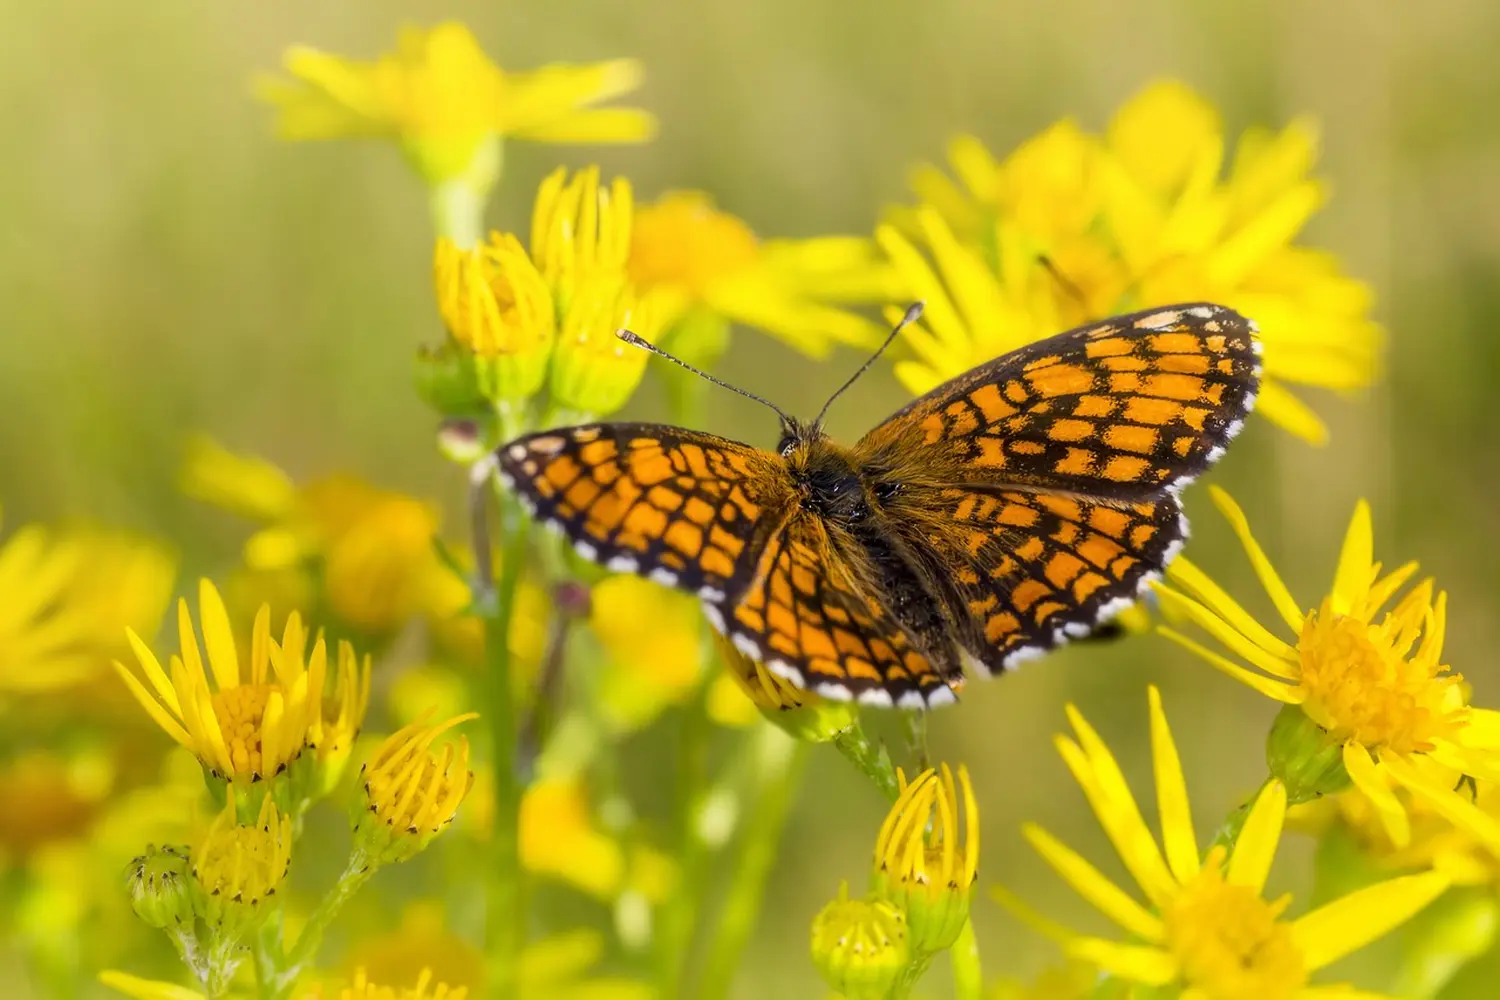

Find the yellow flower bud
[[193, 794, 291, 941], [352, 712, 477, 867], [871, 764, 979, 953], [714, 635, 858, 742], [810, 881, 912, 1000]]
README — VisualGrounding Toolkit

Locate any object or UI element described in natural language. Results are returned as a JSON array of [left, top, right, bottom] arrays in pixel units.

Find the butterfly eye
[[776, 434, 798, 457]]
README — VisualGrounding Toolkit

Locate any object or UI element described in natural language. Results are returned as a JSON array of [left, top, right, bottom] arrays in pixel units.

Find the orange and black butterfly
[[497, 303, 1260, 708]]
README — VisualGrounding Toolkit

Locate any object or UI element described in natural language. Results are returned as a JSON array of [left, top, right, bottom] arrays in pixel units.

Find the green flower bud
[[810, 882, 912, 1000], [125, 845, 196, 930]]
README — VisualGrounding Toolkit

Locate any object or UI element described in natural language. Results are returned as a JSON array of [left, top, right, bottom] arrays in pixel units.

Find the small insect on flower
[[497, 301, 1260, 708]]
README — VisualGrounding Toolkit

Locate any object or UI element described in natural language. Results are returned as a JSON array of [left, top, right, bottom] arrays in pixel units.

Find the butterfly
[[496, 303, 1261, 708]]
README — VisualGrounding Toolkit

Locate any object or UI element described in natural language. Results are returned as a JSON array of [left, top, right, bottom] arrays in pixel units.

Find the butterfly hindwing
[[711, 510, 954, 707], [890, 484, 1186, 673], [856, 303, 1261, 499], [496, 424, 794, 603]]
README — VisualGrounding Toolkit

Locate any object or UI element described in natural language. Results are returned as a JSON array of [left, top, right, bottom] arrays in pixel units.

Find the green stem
[[834, 722, 901, 801], [655, 678, 717, 997], [426, 138, 500, 248], [697, 730, 810, 1000], [948, 918, 983, 1000], [888, 953, 935, 999], [475, 460, 529, 1000], [254, 861, 373, 1000], [1207, 777, 1272, 854]]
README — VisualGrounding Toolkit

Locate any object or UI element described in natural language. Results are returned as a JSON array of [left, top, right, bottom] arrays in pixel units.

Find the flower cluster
[[9, 14, 1485, 1000]]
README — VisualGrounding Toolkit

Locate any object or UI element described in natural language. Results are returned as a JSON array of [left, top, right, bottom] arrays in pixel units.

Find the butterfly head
[[775, 416, 825, 459]]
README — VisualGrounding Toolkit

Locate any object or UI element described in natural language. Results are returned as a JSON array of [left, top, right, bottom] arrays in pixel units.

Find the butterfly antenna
[[812, 301, 924, 427], [616, 328, 794, 424]]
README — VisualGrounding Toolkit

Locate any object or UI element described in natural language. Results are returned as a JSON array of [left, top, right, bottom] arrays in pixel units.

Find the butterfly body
[[497, 303, 1261, 708]]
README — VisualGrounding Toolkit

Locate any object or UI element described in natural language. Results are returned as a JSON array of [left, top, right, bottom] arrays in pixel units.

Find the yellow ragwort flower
[[1018, 687, 1449, 998], [181, 436, 448, 634], [114, 579, 371, 792], [534, 167, 667, 417], [255, 22, 655, 187], [590, 575, 703, 731], [1156, 487, 1500, 851], [895, 78, 1381, 445], [875, 209, 1073, 397], [431, 232, 555, 414], [353, 711, 476, 866], [628, 191, 892, 359], [519, 775, 625, 899], [194, 793, 292, 937], [0, 510, 175, 692], [303, 967, 468, 1000], [872, 764, 979, 952]]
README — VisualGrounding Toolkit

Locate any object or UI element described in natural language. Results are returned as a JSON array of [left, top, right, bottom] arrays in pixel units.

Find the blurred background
[[4, 0, 1499, 996]]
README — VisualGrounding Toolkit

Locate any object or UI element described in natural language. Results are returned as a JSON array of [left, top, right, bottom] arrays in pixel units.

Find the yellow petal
[[1147, 686, 1199, 882], [1157, 627, 1303, 704], [1290, 871, 1448, 971], [1022, 823, 1164, 942], [1329, 500, 1373, 617], [1227, 780, 1286, 893], [1153, 585, 1300, 681], [111, 661, 193, 748], [1207, 486, 1306, 635], [1255, 378, 1330, 446], [1065, 937, 1178, 985], [1384, 751, 1500, 854], [197, 579, 240, 691], [1342, 742, 1410, 847], [125, 627, 182, 717], [1060, 710, 1178, 905]]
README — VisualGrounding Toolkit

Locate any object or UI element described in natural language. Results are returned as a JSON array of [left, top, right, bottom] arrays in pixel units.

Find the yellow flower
[[431, 232, 555, 413], [194, 792, 292, 937], [1156, 487, 1500, 850], [304, 967, 468, 1000], [712, 634, 859, 741], [181, 437, 447, 634], [535, 168, 667, 417], [590, 575, 702, 730], [256, 22, 654, 187], [1099, 81, 1380, 444], [810, 881, 912, 1000], [872, 764, 979, 952], [114, 579, 372, 797], [1019, 686, 1450, 997], [0, 511, 175, 692], [628, 191, 892, 358], [339, 907, 649, 1000], [985, 961, 1097, 1000], [519, 775, 624, 898], [1298, 759, 1500, 889], [0, 748, 113, 859], [875, 210, 1070, 397], [353, 712, 476, 866], [894, 79, 1381, 444]]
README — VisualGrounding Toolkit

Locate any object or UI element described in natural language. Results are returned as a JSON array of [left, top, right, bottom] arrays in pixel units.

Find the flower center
[[628, 193, 760, 297], [1163, 864, 1305, 1000], [211, 683, 278, 778], [1297, 604, 1464, 753]]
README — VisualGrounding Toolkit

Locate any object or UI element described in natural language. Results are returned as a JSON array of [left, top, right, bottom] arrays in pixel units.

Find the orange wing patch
[[497, 423, 795, 606], [857, 302, 1260, 502], [711, 513, 956, 708]]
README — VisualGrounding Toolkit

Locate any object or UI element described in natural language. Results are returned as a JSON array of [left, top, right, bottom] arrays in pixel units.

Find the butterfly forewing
[[856, 303, 1260, 499], [496, 424, 794, 603]]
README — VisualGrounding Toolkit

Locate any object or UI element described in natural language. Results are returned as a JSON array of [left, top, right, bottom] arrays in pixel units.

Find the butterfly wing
[[851, 302, 1261, 677], [882, 485, 1186, 673], [496, 424, 795, 604], [709, 509, 956, 707], [856, 303, 1261, 498]]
